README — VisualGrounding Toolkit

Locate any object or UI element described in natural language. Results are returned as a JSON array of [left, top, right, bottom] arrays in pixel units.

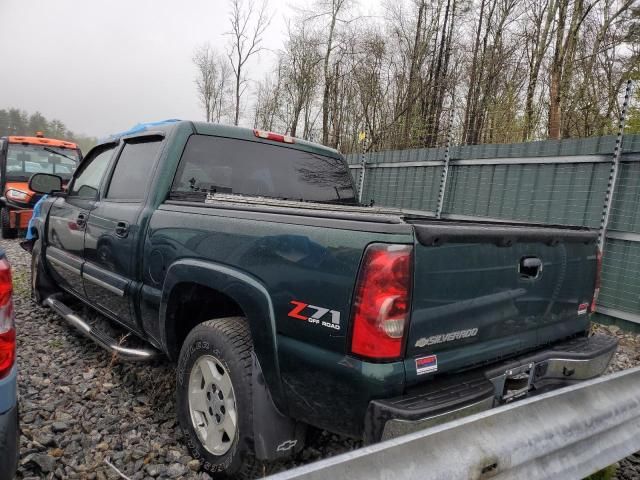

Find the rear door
[[45, 144, 116, 297], [83, 135, 163, 331]]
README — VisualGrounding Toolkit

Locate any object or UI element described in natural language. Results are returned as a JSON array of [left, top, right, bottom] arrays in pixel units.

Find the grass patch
[[12, 269, 30, 298], [48, 338, 64, 349], [585, 464, 617, 480]]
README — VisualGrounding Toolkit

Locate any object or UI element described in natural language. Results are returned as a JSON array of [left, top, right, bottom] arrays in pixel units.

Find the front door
[[83, 136, 163, 330], [45, 144, 116, 297]]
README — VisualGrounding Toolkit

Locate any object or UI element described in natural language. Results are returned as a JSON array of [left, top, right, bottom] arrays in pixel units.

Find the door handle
[[519, 256, 543, 279], [76, 213, 87, 228], [115, 221, 129, 238]]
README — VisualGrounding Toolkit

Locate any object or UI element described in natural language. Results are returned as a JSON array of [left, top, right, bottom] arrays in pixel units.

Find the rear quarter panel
[[144, 203, 413, 435]]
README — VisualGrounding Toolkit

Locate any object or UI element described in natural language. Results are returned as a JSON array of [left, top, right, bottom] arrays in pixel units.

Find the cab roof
[[98, 120, 341, 159], [7, 136, 78, 150]]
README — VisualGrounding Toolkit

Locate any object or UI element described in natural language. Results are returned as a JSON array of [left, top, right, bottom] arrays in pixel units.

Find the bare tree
[[227, 0, 271, 126], [193, 44, 231, 123], [402, 0, 427, 146], [254, 60, 284, 131], [522, 0, 557, 141], [197, 0, 636, 151], [300, 0, 351, 145], [563, 0, 636, 136], [283, 24, 322, 137], [193, 44, 216, 122], [548, 0, 596, 139]]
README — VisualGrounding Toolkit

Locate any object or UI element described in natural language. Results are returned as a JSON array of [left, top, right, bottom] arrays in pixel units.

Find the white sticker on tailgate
[[416, 355, 438, 375]]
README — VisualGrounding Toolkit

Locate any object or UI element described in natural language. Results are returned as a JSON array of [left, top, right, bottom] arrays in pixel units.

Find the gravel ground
[[7, 239, 358, 480], [3, 237, 639, 479]]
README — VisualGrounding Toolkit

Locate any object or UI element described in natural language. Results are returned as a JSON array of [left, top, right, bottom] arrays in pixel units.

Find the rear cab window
[[171, 135, 356, 204]]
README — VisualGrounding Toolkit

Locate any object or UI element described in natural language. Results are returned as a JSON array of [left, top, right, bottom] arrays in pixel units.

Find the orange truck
[[0, 133, 81, 238]]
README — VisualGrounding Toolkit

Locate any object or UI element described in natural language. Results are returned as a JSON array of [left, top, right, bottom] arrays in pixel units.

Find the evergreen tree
[[0, 107, 96, 153]]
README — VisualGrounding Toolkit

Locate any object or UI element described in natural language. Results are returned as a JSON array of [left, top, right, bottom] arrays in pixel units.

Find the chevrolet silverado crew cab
[[24, 120, 616, 477]]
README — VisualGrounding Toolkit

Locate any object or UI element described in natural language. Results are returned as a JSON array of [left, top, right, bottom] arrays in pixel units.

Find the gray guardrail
[[267, 366, 640, 480]]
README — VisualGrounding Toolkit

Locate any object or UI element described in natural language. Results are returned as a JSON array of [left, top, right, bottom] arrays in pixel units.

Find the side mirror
[[29, 173, 63, 194]]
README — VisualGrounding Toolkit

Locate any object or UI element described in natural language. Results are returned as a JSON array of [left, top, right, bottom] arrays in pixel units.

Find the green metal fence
[[346, 134, 640, 325]]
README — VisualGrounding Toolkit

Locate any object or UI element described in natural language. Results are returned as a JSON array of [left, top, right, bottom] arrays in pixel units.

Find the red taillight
[[590, 249, 602, 313], [253, 129, 295, 144], [0, 258, 14, 379], [350, 244, 412, 360]]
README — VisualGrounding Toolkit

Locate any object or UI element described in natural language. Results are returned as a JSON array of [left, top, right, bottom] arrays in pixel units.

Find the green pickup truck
[[24, 120, 617, 477]]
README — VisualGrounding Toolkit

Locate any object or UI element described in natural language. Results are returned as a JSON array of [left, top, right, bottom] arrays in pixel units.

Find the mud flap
[[20, 239, 34, 253], [252, 354, 306, 460], [30, 239, 59, 304]]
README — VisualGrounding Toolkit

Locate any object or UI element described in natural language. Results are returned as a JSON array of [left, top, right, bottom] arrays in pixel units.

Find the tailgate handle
[[519, 256, 542, 279]]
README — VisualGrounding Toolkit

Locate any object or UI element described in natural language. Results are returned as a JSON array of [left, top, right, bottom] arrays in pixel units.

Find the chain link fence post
[[435, 112, 454, 219], [357, 133, 368, 205], [598, 79, 634, 252]]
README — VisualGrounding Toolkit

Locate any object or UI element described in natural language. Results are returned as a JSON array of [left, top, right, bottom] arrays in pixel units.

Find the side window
[[106, 139, 162, 201], [69, 146, 116, 199]]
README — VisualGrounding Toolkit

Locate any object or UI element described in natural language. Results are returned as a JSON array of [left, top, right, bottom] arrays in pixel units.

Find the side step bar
[[44, 295, 160, 362]]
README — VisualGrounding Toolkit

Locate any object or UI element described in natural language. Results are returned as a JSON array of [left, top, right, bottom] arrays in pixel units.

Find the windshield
[[5, 143, 79, 181]]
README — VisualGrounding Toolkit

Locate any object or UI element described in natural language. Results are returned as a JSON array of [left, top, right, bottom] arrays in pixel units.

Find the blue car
[[0, 251, 17, 480]]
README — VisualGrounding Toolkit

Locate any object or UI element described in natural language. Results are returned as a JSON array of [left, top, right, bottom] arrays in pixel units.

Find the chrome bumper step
[[365, 334, 618, 443], [44, 295, 160, 362]]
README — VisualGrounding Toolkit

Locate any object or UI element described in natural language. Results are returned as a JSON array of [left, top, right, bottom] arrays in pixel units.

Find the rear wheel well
[[166, 283, 245, 360]]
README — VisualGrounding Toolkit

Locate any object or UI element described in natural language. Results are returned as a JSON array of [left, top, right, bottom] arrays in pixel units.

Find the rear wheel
[[177, 317, 263, 478], [1, 208, 17, 239]]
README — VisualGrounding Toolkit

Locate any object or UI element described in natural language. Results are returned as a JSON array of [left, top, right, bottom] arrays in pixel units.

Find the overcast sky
[[0, 0, 293, 138]]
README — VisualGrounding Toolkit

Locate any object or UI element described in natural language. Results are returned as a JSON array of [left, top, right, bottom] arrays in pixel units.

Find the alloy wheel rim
[[188, 355, 238, 456]]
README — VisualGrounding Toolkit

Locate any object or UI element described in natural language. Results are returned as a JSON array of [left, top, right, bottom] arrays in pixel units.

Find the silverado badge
[[415, 328, 479, 348]]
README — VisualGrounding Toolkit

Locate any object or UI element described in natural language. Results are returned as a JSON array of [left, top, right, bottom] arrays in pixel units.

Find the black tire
[[1, 208, 17, 239], [177, 317, 263, 478]]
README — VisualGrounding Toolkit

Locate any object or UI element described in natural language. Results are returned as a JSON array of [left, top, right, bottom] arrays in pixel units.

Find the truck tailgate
[[405, 220, 598, 384]]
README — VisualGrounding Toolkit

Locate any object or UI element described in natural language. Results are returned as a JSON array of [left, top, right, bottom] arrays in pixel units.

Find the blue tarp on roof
[[101, 119, 181, 143]]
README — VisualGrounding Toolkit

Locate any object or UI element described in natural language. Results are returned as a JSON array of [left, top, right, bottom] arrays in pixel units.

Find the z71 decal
[[288, 300, 341, 331]]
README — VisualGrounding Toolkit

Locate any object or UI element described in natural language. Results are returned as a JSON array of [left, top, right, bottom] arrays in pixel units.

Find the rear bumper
[[364, 334, 617, 443]]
